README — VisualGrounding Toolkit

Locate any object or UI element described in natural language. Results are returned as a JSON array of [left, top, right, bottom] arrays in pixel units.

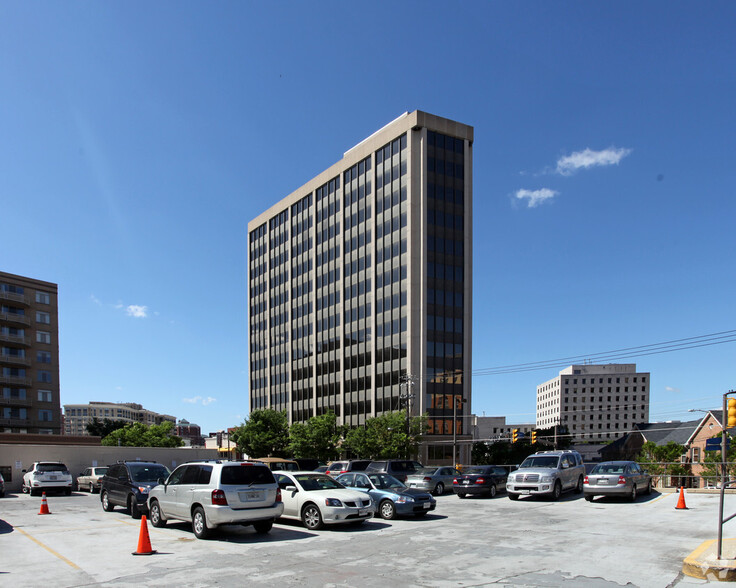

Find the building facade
[[63, 401, 176, 436], [0, 271, 61, 434], [536, 364, 650, 442], [247, 111, 473, 462], [475, 416, 535, 442], [175, 419, 204, 447]]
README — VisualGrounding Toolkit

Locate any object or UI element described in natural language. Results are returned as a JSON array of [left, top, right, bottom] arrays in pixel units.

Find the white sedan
[[274, 471, 373, 530]]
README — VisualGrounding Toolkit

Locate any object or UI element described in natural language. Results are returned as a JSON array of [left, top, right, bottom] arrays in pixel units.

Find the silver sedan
[[583, 461, 652, 502], [405, 466, 461, 496]]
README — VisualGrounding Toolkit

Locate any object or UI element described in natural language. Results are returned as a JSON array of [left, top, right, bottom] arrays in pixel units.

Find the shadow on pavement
[[0, 519, 14, 534]]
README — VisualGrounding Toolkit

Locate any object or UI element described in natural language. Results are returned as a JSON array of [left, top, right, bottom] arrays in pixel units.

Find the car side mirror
[[285, 485, 298, 493], [22, 469, 27, 473]]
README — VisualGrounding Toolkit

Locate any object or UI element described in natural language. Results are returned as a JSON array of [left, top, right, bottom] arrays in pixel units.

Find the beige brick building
[[63, 401, 176, 436]]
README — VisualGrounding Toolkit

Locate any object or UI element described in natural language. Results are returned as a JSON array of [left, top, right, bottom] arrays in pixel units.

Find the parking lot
[[0, 488, 730, 586]]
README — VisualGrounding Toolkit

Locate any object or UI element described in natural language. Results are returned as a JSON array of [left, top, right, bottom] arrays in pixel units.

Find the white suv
[[147, 460, 284, 539], [506, 450, 585, 501], [22, 462, 73, 496]]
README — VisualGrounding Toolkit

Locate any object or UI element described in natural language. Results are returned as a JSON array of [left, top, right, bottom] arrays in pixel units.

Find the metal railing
[[622, 461, 736, 490]]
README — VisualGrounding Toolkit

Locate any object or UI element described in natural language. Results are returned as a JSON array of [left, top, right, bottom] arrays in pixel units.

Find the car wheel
[[101, 491, 114, 512], [552, 481, 562, 501], [489, 484, 497, 498], [192, 506, 211, 539], [585, 494, 594, 502], [630, 485, 637, 502], [379, 500, 397, 520], [30, 487, 39, 497], [645, 480, 653, 495], [302, 504, 324, 530], [253, 520, 273, 534], [576, 476, 584, 493], [457, 493, 466, 499], [128, 496, 142, 519], [434, 482, 444, 496], [508, 493, 519, 501], [149, 500, 167, 528], [21, 484, 29, 494]]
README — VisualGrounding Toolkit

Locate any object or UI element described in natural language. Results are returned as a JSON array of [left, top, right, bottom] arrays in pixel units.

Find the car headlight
[[395, 496, 415, 503], [508, 475, 516, 482], [324, 498, 343, 507], [540, 476, 553, 483], [137, 486, 150, 494]]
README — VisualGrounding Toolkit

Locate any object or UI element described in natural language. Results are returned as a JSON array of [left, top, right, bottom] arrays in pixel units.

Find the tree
[[230, 409, 290, 458], [342, 411, 427, 459], [635, 440, 690, 485], [86, 417, 129, 438], [698, 436, 736, 484], [289, 411, 344, 462], [101, 420, 183, 447], [472, 439, 538, 466]]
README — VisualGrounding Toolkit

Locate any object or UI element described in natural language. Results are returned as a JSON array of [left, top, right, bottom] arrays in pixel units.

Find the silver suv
[[147, 460, 284, 539], [506, 450, 585, 501]]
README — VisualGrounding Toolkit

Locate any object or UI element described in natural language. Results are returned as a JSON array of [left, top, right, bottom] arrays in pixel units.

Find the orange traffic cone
[[675, 486, 688, 510], [38, 492, 51, 515], [132, 515, 157, 556]]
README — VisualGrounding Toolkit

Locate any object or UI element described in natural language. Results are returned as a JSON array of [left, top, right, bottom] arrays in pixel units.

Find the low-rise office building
[[63, 401, 176, 436]]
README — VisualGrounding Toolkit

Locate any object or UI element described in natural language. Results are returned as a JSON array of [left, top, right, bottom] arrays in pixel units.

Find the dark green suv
[[100, 461, 170, 519]]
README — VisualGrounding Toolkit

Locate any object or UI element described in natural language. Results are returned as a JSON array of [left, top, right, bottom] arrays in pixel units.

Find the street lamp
[[452, 396, 467, 467]]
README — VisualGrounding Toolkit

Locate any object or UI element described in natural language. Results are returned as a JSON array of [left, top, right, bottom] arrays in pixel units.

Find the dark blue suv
[[100, 461, 170, 518]]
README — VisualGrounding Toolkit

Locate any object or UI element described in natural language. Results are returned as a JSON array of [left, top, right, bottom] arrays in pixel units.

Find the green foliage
[[86, 417, 129, 438], [342, 411, 427, 459], [698, 436, 736, 482], [472, 440, 538, 466], [289, 411, 344, 462], [100, 420, 183, 447], [230, 409, 290, 458], [635, 440, 690, 479]]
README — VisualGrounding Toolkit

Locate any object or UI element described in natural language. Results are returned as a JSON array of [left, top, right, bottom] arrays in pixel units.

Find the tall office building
[[248, 111, 473, 462], [0, 271, 61, 434], [536, 364, 651, 442]]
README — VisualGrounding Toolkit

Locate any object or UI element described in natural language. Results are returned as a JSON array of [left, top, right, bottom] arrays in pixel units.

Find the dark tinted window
[[181, 466, 200, 484], [128, 464, 170, 483], [198, 465, 212, 484], [221, 465, 274, 485], [37, 463, 68, 473]]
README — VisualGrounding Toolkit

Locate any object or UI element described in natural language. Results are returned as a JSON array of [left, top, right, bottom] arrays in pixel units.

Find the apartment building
[[536, 364, 650, 442], [247, 111, 473, 462], [63, 401, 176, 436], [0, 271, 61, 434]]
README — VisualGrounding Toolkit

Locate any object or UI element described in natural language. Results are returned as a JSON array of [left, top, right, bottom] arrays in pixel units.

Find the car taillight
[[211, 489, 228, 506], [618, 476, 627, 485], [276, 488, 282, 502], [475, 478, 485, 484], [583, 476, 589, 485], [424, 477, 432, 482], [453, 479, 459, 485]]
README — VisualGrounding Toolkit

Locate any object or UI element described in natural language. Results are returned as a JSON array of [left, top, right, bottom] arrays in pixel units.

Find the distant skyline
[[2, 3, 735, 434]]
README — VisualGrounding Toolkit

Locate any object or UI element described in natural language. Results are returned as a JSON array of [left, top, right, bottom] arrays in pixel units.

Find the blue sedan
[[336, 472, 436, 519]]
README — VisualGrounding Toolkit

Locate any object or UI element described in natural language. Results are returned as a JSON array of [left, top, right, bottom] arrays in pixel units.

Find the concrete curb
[[683, 538, 736, 581]]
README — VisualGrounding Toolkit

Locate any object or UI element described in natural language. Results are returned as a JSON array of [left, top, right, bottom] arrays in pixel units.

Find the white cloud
[[125, 305, 148, 318], [515, 188, 558, 208], [556, 147, 632, 176], [665, 386, 681, 393], [183, 396, 217, 406], [90, 294, 102, 306]]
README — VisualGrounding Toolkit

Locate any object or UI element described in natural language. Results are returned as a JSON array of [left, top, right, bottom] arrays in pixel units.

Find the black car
[[453, 465, 508, 498], [365, 460, 423, 483], [100, 461, 170, 518]]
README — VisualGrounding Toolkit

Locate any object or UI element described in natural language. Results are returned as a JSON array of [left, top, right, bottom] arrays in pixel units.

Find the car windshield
[[415, 467, 439, 475], [37, 464, 68, 473], [520, 456, 560, 469], [463, 466, 491, 475], [294, 474, 344, 491], [128, 464, 170, 483], [369, 474, 405, 490], [591, 464, 626, 475]]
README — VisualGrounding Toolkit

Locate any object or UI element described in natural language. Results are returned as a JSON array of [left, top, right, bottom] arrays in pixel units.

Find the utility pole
[[400, 374, 416, 459]]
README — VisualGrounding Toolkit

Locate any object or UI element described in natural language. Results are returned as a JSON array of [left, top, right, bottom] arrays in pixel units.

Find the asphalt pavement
[[0, 487, 731, 586]]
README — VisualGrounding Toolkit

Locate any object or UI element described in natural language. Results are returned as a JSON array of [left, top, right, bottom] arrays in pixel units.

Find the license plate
[[597, 480, 610, 485], [423, 502, 431, 509], [520, 489, 530, 495], [409, 483, 416, 487], [463, 480, 470, 485], [359, 509, 369, 516], [48, 476, 57, 480], [238, 490, 263, 501]]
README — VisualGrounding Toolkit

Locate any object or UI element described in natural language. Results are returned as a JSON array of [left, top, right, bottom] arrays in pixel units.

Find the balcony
[[0, 396, 32, 407], [0, 333, 30, 346], [0, 375, 32, 386], [0, 291, 30, 306], [0, 417, 30, 427], [0, 354, 31, 367], [0, 312, 31, 326]]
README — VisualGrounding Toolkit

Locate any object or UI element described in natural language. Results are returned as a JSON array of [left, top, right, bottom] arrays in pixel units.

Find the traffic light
[[728, 398, 736, 428], [531, 430, 537, 444], [512, 428, 519, 443]]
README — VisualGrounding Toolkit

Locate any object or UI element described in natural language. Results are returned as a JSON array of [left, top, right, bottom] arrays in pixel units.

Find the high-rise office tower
[[0, 271, 61, 434], [247, 111, 473, 462]]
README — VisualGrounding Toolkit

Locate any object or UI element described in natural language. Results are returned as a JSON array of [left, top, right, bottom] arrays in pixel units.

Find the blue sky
[[2, 2, 735, 435]]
